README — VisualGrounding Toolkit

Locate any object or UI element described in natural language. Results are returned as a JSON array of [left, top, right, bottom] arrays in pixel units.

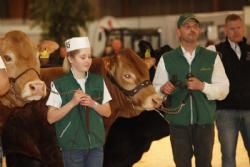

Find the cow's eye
[[3, 55, 12, 62], [124, 74, 131, 79]]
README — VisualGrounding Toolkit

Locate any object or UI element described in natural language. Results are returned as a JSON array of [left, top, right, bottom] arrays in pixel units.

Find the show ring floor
[[2, 128, 248, 167], [134, 128, 249, 167]]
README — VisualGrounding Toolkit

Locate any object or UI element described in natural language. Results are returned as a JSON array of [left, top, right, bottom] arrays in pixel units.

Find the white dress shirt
[[228, 39, 241, 60], [0, 57, 6, 69], [153, 46, 229, 101]]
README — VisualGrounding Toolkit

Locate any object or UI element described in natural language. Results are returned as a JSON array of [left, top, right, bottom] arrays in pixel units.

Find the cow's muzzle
[[22, 80, 47, 101], [9, 68, 46, 101]]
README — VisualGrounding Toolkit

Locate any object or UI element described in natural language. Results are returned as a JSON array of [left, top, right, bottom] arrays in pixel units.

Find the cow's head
[[106, 48, 162, 112], [0, 31, 53, 108]]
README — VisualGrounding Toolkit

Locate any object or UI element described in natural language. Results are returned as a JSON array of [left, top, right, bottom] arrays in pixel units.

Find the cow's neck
[[91, 57, 145, 131], [0, 91, 27, 108]]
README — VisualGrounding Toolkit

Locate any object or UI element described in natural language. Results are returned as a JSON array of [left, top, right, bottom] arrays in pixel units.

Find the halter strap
[[107, 72, 152, 97]]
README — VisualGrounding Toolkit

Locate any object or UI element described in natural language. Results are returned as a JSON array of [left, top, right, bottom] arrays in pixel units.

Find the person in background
[[46, 37, 112, 167], [102, 38, 122, 57], [102, 44, 113, 57], [110, 38, 122, 55], [138, 40, 172, 81], [153, 13, 229, 167], [215, 14, 250, 167]]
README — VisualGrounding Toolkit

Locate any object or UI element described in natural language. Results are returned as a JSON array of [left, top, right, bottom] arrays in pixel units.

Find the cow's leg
[[6, 153, 42, 167]]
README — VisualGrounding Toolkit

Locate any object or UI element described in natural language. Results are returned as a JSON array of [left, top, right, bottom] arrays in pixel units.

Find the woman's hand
[[71, 89, 86, 106], [80, 94, 96, 108]]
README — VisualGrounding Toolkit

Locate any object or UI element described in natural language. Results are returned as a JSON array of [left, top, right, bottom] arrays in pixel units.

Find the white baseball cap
[[65, 37, 90, 52]]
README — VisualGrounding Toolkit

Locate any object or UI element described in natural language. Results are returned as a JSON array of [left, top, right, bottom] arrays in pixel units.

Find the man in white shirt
[[153, 13, 229, 167]]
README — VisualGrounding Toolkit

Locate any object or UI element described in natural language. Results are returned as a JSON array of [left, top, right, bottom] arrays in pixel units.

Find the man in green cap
[[177, 13, 200, 28], [153, 13, 230, 167]]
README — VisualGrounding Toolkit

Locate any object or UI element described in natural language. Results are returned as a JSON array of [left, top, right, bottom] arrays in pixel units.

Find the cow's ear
[[143, 57, 156, 69]]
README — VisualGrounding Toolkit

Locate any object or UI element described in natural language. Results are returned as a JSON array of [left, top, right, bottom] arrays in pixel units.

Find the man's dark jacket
[[216, 38, 250, 110]]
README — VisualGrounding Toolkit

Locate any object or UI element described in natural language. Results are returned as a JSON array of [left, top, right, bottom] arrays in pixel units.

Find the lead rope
[[155, 91, 191, 115], [156, 73, 194, 115]]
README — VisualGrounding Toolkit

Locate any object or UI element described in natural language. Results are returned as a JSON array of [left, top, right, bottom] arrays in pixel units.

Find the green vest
[[53, 71, 104, 150], [163, 46, 217, 125]]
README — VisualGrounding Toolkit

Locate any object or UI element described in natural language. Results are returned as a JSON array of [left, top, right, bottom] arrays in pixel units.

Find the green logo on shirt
[[200, 67, 212, 71]]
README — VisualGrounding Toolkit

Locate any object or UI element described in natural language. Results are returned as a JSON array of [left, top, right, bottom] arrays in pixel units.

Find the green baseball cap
[[177, 13, 200, 28]]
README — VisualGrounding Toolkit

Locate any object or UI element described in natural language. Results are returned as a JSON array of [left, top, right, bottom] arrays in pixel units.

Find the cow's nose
[[28, 81, 46, 96], [152, 94, 163, 108]]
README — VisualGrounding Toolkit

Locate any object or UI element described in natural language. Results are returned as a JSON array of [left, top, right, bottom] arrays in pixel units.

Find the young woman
[[46, 37, 112, 167]]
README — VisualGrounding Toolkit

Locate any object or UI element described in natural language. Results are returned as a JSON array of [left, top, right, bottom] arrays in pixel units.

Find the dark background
[[1, 0, 250, 19]]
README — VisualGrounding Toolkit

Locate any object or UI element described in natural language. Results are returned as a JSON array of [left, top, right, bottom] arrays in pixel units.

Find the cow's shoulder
[[40, 67, 64, 87]]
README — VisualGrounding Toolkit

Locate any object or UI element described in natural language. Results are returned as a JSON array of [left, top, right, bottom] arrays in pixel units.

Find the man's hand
[[187, 77, 204, 91], [160, 81, 176, 95]]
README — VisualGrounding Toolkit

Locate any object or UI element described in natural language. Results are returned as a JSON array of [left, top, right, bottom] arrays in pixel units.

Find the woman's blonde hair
[[62, 50, 80, 72]]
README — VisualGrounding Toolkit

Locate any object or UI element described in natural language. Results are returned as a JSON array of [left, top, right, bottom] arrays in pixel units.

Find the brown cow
[[0, 31, 47, 108], [90, 50, 169, 167], [90, 49, 162, 131], [0, 31, 62, 167], [0, 30, 53, 131]]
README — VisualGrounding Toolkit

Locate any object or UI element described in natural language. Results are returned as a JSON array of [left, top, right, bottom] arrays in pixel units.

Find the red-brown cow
[[0, 31, 62, 167], [91, 50, 169, 167], [90, 49, 162, 131], [0, 31, 47, 108]]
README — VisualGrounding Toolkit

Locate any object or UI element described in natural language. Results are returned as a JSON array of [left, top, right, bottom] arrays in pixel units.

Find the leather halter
[[9, 68, 40, 96], [107, 72, 152, 97]]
